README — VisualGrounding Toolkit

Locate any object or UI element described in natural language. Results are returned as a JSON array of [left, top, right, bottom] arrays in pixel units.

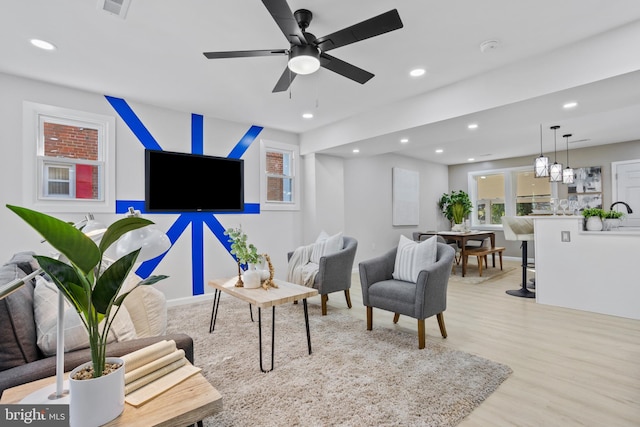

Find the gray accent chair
[[287, 236, 358, 315], [359, 242, 455, 349]]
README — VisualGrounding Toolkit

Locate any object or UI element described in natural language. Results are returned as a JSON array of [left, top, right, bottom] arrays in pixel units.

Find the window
[[23, 102, 115, 213], [469, 166, 552, 228], [260, 140, 300, 211]]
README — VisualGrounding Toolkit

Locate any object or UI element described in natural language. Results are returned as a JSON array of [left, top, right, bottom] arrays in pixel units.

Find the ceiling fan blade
[[261, 0, 307, 45], [319, 53, 374, 85], [314, 9, 403, 52], [272, 66, 297, 93], [203, 49, 287, 59]]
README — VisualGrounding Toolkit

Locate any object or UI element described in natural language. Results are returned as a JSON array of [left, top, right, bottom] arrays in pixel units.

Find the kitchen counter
[[531, 216, 640, 320]]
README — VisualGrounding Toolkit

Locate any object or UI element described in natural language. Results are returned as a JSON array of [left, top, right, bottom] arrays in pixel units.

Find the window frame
[[259, 139, 300, 211], [22, 102, 116, 213], [468, 165, 557, 230]]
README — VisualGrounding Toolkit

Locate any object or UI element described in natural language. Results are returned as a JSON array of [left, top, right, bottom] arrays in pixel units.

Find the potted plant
[[582, 207, 606, 231], [602, 210, 625, 231], [224, 227, 263, 288], [438, 190, 473, 231], [6, 204, 168, 426]]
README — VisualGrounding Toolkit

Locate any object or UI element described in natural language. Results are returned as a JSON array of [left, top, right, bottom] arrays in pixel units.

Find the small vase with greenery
[[582, 207, 606, 231], [602, 210, 625, 231], [6, 204, 168, 378], [224, 227, 262, 287], [438, 190, 473, 230]]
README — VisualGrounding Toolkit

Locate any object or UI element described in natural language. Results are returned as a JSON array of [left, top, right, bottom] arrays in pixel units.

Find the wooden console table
[[0, 372, 222, 427]]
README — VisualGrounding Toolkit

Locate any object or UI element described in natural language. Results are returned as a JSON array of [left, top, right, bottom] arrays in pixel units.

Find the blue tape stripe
[[202, 214, 231, 251], [191, 216, 204, 295], [192, 114, 204, 155], [227, 125, 263, 159], [134, 213, 190, 278], [116, 200, 145, 214], [105, 96, 162, 151]]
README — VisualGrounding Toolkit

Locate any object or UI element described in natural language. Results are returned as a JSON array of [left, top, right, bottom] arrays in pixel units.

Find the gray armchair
[[359, 242, 455, 349], [288, 236, 358, 315]]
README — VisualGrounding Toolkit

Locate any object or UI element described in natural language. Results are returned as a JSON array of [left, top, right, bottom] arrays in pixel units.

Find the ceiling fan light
[[288, 45, 320, 75]]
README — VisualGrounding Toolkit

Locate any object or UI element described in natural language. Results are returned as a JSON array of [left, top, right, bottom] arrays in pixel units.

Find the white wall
[[342, 153, 449, 266], [0, 72, 302, 303]]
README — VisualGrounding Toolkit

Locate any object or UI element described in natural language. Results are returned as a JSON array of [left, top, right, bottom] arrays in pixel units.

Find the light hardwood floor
[[324, 259, 640, 427]]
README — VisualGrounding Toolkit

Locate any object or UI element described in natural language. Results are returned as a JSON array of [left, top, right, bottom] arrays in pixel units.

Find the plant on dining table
[[438, 190, 473, 226]]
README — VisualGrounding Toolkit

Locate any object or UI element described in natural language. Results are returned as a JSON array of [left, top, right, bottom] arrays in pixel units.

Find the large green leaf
[[34, 255, 88, 313], [8, 205, 100, 274], [98, 217, 154, 254], [92, 250, 139, 314]]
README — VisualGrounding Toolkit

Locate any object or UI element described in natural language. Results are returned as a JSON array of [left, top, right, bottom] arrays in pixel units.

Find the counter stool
[[501, 216, 535, 298]]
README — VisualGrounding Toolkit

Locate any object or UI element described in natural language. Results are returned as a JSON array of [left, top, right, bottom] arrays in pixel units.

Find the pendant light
[[534, 123, 549, 177], [562, 133, 574, 184], [548, 125, 563, 182]]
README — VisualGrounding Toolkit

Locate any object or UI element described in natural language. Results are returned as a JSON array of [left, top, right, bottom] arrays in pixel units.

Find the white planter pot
[[69, 357, 125, 427], [242, 269, 262, 289], [451, 223, 465, 232], [585, 216, 603, 231], [602, 218, 620, 231]]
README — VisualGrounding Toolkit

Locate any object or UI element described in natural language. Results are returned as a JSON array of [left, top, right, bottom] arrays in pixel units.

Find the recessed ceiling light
[[468, 123, 478, 129], [302, 112, 313, 119], [30, 39, 56, 50], [467, 158, 475, 162], [409, 68, 425, 77], [480, 40, 499, 53], [435, 149, 443, 153], [352, 149, 360, 153], [400, 138, 409, 144], [563, 101, 578, 109]]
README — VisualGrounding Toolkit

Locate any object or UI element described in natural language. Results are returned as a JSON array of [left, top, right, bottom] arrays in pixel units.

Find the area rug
[[448, 263, 517, 285], [167, 295, 511, 426]]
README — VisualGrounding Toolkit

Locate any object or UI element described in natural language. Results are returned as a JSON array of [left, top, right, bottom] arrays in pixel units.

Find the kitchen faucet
[[610, 201, 633, 213]]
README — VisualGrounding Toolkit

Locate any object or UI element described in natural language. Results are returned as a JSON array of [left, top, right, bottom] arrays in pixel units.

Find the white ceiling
[[3, 0, 640, 165]]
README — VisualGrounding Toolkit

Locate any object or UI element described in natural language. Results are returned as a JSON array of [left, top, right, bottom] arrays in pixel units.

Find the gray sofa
[[0, 252, 194, 398]]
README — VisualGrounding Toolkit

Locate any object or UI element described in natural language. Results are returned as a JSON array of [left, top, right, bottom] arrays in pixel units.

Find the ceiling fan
[[203, 0, 403, 93]]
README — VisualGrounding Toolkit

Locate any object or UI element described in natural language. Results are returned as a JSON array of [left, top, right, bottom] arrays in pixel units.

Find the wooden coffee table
[[0, 372, 222, 427], [208, 277, 318, 372]]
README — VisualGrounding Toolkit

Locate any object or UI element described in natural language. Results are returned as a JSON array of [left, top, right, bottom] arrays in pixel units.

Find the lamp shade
[[288, 45, 320, 75], [112, 226, 171, 262], [82, 218, 107, 240], [534, 155, 549, 178], [549, 162, 563, 182], [562, 133, 574, 184], [563, 167, 574, 184]]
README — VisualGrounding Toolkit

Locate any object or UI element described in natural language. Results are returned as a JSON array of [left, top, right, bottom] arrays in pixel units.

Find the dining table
[[416, 231, 496, 277]]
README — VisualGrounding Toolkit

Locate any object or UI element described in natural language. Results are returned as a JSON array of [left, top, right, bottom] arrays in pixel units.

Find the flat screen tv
[[145, 149, 244, 212]]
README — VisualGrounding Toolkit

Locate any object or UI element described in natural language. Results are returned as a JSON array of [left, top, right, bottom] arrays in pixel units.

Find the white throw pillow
[[310, 231, 344, 264], [120, 273, 167, 337], [392, 235, 438, 282], [33, 276, 137, 356]]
